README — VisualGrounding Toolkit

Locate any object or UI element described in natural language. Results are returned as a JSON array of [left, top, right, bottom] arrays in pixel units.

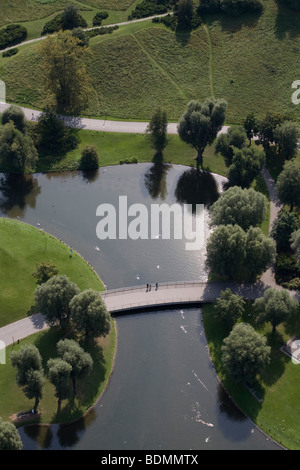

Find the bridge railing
[[103, 280, 212, 297]]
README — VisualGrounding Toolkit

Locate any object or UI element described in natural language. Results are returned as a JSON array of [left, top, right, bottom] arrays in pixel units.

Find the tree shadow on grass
[[201, 10, 262, 34], [274, 0, 300, 40], [260, 329, 289, 387]]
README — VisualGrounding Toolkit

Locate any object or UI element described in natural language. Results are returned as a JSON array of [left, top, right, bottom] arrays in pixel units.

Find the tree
[[276, 160, 300, 211], [245, 227, 276, 279], [36, 107, 71, 154], [209, 186, 267, 231], [0, 122, 38, 173], [62, 4, 87, 30], [176, 0, 194, 28], [34, 275, 80, 329], [47, 358, 72, 408], [215, 125, 247, 166], [214, 288, 245, 328], [146, 107, 168, 155], [254, 287, 298, 334], [221, 322, 270, 384], [0, 418, 22, 450], [271, 209, 300, 250], [80, 145, 99, 170], [243, 113, 258, 145], [32, 261, 59, 285], [273, 121, 300, 160], [205, 224, 246, 279], [227, 146, 265, 188], [256, 112, 288, 150], [178, 98, 227, 169], [70, 289, 111, 340], [206, 224, 275, 280], [1, 104, 26, 133], [40, 30, 91, 114], [291, 229, 300, 268], [10, 345, 44, 412], [57, 339, 93, 395]]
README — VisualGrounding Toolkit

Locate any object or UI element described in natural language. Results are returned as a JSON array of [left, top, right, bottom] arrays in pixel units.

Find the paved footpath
[[0, 102, 230, 135]]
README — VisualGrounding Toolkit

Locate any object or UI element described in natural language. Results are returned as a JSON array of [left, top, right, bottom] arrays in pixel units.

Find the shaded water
[[0, 164, 281, 450]]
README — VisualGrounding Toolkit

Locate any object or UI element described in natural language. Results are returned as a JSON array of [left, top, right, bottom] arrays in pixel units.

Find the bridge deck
[[1, 281, 298, 347]]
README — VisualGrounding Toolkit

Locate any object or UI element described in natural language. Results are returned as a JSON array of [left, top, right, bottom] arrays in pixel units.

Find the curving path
[[0, 14, 172, 53]]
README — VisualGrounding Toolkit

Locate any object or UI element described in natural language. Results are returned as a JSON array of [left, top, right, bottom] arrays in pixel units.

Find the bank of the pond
[[0, 218, 105, 327], [0, 218, 116, 426], [203, 302, 300, 450]]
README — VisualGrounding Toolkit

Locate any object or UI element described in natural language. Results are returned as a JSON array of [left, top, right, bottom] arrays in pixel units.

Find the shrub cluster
[[2, 47, 18, 58], [86, 25, 119, 39], [128, 0, 171, 20], [92, 11, 109, 26], [0, 24, 27, 50]]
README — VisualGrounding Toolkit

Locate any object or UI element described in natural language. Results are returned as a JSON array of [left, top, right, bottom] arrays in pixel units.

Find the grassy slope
[[0, 218, 104, 327], [1, 1, 300, 123]]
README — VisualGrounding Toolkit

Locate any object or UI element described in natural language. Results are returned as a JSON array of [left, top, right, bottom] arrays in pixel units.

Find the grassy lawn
[[0, 217, 115, 426], [0, 218, 104, 327], [203, 301, 300, 450], [33, 129, 227, 174]]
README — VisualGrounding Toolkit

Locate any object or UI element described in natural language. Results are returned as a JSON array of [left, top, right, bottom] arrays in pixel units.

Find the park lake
[[0, 163, 281, 450]]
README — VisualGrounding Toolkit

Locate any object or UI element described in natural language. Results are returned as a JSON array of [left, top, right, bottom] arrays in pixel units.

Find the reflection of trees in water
[[175, 168, 220, 212], [217, 384, 246, 422], [80, 168, 99, 184], [23, 424, 53, 449], [144, 162, 171, 200], [0, 174, 41, 217], [22, 406, 97, 449], [56, 408, 97, 448]]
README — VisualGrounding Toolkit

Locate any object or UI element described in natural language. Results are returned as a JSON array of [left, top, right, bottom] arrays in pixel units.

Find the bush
[[128, 0, 171, 20], [93, 11, 109, 26], [120, 157, 138, 164], [2, 47, 18, 57], [32, 261, 59, 285], [80, 145, 99, 170], [86, 25, 119, 38], [0, 24, 27, 50], [1, 104, 26, 133], [282, 278, 300, 290]]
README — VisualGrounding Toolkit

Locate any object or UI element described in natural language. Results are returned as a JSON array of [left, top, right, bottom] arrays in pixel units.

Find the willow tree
[[178, 98, 227, 169], [40, 30, 92, 114]]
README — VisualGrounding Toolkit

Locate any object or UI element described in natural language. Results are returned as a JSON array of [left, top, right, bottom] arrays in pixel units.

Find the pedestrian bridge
[[101, 281, 270, 315]]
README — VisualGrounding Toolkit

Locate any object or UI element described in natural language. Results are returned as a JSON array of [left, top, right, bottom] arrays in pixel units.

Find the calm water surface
[[0, 164, 281, 450]]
